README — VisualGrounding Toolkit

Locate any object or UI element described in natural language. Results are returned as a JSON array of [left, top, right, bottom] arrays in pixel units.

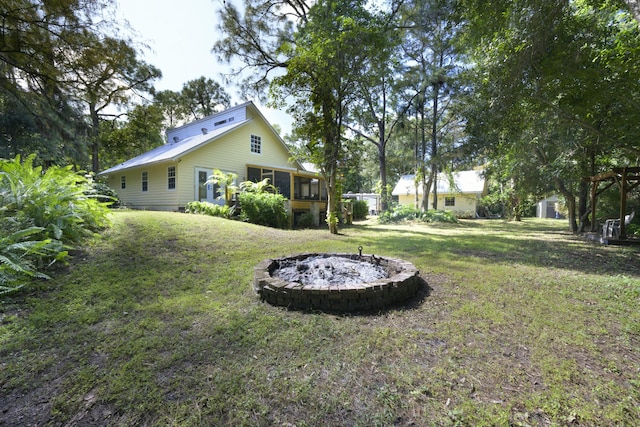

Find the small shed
[[536, 195, 561, 219]]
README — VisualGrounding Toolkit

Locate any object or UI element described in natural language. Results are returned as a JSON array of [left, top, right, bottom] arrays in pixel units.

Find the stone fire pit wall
[[253, 253, 421, 311]]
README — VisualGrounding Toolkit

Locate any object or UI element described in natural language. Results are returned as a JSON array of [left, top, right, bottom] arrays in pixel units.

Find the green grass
[[1, 211, 639, 426]]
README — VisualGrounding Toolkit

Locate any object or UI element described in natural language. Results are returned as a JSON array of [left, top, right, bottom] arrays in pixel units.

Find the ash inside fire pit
[[253, 252, 422, 311], [274, 255, 388, 287]]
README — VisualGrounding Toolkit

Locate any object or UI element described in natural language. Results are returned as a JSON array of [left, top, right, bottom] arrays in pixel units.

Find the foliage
[[180, 77, 231, 120], [460, 0, 640, 231], [91, 181, 120, 208], [0, 155, 111, 294], [206, 169, 239, 207], [296, 212, 315, 228], [378, 204, 458, 223], [240, 178, 277, 194], [352, 199, 369, 220], [184, 201, 233, 219], [0, 1, 161, 172], [98, 104, 165, 170], [237, 191, 290, 229], [154, 77, 232, 128], [0, 227, 65, 295]]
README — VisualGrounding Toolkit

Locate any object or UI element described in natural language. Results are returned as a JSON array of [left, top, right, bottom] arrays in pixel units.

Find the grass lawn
[[1, 210, 639, 426]]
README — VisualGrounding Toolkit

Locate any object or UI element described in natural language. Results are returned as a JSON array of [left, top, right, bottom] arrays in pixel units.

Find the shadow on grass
[[352, 220, 640, 278]]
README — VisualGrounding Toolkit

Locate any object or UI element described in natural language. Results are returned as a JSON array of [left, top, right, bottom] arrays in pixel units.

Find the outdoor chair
[[602, 209, 635, 239]]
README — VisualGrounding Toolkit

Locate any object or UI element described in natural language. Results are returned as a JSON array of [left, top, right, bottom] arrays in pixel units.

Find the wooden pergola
[[588, 167, 640, 240]]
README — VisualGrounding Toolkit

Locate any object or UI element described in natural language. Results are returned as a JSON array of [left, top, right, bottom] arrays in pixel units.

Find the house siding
[[106, 162, 180, 210], [398, 193, 480, 215], [175, 119, 296, 208]]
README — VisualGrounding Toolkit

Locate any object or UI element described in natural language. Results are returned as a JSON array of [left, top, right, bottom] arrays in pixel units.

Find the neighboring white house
[[391, 170, 487, 217]]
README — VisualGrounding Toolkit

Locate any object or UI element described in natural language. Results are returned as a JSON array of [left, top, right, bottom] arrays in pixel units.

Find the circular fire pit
[[253, 252, 421, 311]]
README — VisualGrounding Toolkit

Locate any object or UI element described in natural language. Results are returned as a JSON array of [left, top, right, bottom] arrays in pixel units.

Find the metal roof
[[97, 119, 248, 176]]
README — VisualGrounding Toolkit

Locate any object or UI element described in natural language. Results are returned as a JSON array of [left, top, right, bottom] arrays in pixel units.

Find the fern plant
[[0, 227, 66, 295], [0, 155, 110, 296]]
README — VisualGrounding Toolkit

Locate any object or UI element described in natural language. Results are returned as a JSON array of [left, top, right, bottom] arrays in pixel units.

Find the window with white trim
[[250, 134, 261, 154], [121, 176, 126, 189], [168, 166, 176, 190], [142, 171, 148, 192], [445, 196, 455, 207]]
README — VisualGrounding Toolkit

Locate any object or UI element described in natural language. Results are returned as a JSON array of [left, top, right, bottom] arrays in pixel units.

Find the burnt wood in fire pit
[[253, 252, 420, 311]]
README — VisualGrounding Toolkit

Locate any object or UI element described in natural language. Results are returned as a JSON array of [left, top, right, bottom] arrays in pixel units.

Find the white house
[[391, 170, 487, 217]]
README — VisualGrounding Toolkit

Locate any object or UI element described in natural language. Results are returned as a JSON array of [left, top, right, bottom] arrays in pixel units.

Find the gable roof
[[392, 170, 486, 196], [98, 101, 302, 176]]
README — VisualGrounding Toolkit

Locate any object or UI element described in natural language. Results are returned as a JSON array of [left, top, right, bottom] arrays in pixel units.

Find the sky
[[115, 0, 293, 135]]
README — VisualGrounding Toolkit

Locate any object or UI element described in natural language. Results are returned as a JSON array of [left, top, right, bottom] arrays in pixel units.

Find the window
[[445, 196, 455, 207], [121, 176, 126, 189], [168, 166, 176, 190], [142, 171, 148, 192], [198, 171, 208, 201], [250, 134, 261, 154], [247, 167, 291, 199], [274, 171, 291, 198]]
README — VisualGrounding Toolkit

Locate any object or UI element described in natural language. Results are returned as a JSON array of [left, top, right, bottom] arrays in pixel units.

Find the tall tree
[[180, 77, 231, 120], [214, 0, 308, 98], [461, 0, 640, 230], [401, 0, 465, 211], [346, 3, 406, 212], [0, 0, 113, 166], [274, 0, 383, 233], [69, 35, 161, 173], [154, 90, 188, 129], [216, 0, 393, 232], [98, 103, 164, 169]]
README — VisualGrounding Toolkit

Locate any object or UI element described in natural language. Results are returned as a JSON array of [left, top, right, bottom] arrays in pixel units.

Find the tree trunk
[[430, 80, 439, 210], [578, 179, 589, 230], [378, 120, 389, 212], [90, 103, 100, 174], [555, 177, 578, 232], [624, 0, 640, 24], [326, 170, 339, 234]]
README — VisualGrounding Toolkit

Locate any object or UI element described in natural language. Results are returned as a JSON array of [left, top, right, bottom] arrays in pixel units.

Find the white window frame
[[250, 134, 262, 154], [168, 166, 176, 190]]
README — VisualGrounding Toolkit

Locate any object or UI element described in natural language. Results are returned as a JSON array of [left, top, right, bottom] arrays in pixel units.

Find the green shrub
[[92, 180, 120, 207], [352, 200, 369, 220], [0, 155, 111, 295], [421, 209, 459, 223], [0, 227, 66, 295], [379, 204, 421, 223], [0, 155, 111, 244], [296, 212, 315, 228], [238, 191, 290, 229], [185, 201, 233, 218], [379, 205, 458, 224]]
